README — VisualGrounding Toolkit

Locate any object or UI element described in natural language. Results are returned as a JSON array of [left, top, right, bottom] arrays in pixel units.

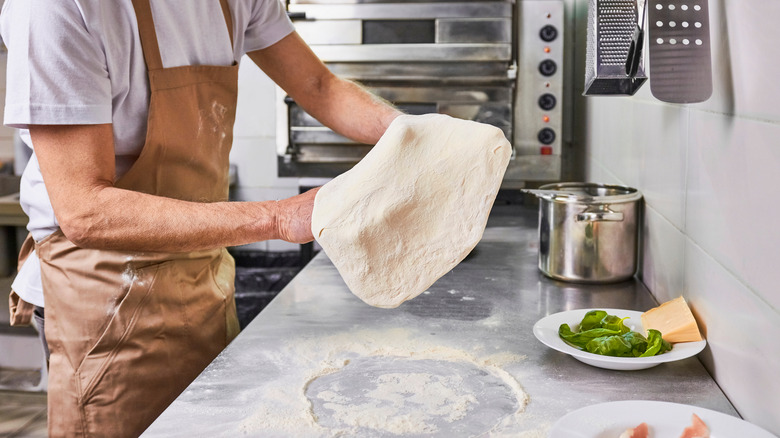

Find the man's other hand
[[275, 187, 320, 244]]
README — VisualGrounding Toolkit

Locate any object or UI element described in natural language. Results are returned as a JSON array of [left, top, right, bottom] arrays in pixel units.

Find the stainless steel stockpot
[[530, 182, 643, 283]]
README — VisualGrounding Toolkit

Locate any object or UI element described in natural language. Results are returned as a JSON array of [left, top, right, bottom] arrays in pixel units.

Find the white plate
[[532, 308, 706, 370], [549, 400, 777, 438]]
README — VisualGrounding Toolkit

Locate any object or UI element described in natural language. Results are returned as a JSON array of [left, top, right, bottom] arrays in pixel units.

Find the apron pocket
[[75, 260, 169, 403], [211, 249, 239, 343]]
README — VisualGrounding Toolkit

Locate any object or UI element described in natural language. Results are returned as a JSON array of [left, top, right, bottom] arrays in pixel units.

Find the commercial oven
[[276, 0, 566, 185]]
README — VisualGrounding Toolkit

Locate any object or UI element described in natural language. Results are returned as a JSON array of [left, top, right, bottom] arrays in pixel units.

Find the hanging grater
[[647, 0, 712, 103], [584, 0, 647, 96]]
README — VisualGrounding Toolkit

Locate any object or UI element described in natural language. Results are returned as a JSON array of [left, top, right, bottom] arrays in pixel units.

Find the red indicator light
[[544, 46, 551, 53], [543, 115, 550, 123], [541, 146, 553, 155]]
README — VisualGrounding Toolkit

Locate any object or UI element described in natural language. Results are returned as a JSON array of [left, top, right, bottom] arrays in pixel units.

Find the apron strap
[[219, 0, 235, 50], [131, 0, 164, 71], [131, 0, 235, 72]]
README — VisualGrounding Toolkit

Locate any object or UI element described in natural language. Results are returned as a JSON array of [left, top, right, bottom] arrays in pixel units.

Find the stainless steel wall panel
[[289, 129, 358, 145], [438, 103, 512, 138], [503, 155, 562, 181], [326, 62, 513, 82], [513, 1, 565, 161], [309, 43, 512, 62], [293, 145, 372, 163], [288, 2, 512, 20], [289, 107, 325, 127], [294, 20, 362, 45], [369, 86, 512, 104], [436, 18, 512, 44], [291, 0, 504, 4]]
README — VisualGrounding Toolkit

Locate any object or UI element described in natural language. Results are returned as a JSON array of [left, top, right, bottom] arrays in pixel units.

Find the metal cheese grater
[[647, 0, 712, 103], [584, 0, 647, 96]]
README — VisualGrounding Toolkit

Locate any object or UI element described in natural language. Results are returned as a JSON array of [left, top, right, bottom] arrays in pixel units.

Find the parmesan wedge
[[641, 296, 703, 343]]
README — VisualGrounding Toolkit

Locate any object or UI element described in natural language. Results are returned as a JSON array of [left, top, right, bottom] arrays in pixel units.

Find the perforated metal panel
[[584, 0, 647, 95], [647, 0, 712, 103], [597, 0, 635, 67]]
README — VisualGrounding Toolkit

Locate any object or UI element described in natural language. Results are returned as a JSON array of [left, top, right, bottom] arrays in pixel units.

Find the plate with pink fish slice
[[549, 400, 776, 438]]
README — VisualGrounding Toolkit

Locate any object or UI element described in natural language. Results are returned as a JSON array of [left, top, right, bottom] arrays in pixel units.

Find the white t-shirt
[[1, 0, 294, 307]]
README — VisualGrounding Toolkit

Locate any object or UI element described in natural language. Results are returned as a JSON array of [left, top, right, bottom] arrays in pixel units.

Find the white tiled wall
[[230, 57, 300, 252], [0, 51, 15, 163], [575, 0, 780, 434]]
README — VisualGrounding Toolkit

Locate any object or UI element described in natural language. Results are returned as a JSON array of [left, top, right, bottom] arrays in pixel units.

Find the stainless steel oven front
[[276, 0, 565, 184]]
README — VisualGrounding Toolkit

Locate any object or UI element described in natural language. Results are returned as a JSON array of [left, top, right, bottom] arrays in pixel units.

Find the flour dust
[[239, 328, 529, 437]]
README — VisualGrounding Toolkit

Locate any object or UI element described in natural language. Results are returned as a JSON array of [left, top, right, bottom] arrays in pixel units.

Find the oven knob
[[538, 128, 556, 145], [539, 60, 557, 77], [539, 25, 558, 42], [538, 93, 557, 110]]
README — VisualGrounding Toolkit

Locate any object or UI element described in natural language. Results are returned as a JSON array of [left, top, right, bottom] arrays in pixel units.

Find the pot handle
[[576, 206, 623, 222]]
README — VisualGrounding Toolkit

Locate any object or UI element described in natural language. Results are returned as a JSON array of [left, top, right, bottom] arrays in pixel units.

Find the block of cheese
[[641, 296, 703, 343]]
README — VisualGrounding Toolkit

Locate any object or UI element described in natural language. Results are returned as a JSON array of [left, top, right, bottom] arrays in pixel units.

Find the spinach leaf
[[585, 334, 633, 356], [621, 330, 649, 357], [579, 310, 608, 331], [640, 329, 672, 357], [559, 323, 622, 349], [557, 311, 673, 358], [600, 314, 631, 334]]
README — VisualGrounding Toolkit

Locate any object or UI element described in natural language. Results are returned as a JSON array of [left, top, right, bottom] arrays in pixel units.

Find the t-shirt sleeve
[[241, 0, 295, 54], [2, 0, 112, 129]]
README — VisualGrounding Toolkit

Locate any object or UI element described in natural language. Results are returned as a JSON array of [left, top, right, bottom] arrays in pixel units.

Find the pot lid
[[529, 182, 643, 203]]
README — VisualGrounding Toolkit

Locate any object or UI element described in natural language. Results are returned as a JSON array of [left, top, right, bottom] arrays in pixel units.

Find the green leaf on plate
[[558, 311, 673, 358]]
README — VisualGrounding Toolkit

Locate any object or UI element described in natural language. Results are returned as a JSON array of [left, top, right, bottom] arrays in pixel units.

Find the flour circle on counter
[[305, 356, 520, 437]]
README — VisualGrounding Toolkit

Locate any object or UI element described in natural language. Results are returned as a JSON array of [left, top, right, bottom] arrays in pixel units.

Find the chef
[[0, 0, 401, 436]]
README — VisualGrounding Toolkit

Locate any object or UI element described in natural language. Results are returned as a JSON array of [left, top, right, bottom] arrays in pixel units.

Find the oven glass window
[[362, 20, 436, 44]]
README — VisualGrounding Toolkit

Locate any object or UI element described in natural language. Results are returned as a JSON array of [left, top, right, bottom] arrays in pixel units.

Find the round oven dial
[[538, 128, 556, 145], [538, 93, 557, 110], [539, 60, 557, 77], [539, 25, 558, 42]]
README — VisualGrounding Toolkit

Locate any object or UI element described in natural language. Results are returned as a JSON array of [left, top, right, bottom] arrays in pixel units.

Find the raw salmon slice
[[679, 413, 710, 438], [619, 422, 648, 438]]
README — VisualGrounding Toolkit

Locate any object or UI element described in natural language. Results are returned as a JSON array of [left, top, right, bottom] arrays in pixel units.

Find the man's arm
[[30, 123, 316, 252], [248, 31, 403, 145]]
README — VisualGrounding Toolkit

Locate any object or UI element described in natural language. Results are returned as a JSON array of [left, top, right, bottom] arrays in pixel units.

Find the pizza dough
[[311, 113, 511, 308]]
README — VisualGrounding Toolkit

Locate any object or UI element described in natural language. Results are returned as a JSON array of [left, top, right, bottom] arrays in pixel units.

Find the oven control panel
[[505, 0, 565, 183]]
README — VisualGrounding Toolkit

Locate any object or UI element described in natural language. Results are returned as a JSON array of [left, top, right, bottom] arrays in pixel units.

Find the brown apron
[[8, 232, 36, 326], [36, 1, 240, 436]]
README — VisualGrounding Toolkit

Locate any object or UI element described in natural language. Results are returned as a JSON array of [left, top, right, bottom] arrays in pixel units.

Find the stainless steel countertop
[[143, 204, 735, 437]]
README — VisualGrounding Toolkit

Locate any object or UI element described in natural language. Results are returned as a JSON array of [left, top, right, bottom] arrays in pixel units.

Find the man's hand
[[274, 187, 320, 244]]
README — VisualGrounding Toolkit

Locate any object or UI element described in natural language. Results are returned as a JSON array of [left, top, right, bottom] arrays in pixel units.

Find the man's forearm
[[301, 76, 402, 145], [62, 186, 280, 252], [248, 32, 403, 146], [55, 185, 318, 253], [30, 123, 318, 253]]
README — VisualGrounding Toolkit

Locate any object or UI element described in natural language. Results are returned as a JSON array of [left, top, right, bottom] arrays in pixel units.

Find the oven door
[[278, 81, 513, 178]]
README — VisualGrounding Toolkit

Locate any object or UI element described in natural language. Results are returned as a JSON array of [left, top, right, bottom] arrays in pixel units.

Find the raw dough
[[311, 114, 511, 308]]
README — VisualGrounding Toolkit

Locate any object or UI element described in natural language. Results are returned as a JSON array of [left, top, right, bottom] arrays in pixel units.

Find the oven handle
[[287, 11, 306, 20]]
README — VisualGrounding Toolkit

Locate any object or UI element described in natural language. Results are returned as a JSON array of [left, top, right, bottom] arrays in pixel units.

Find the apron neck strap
[[219, 0, 235, 50], [131, 0, 235, 71]]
